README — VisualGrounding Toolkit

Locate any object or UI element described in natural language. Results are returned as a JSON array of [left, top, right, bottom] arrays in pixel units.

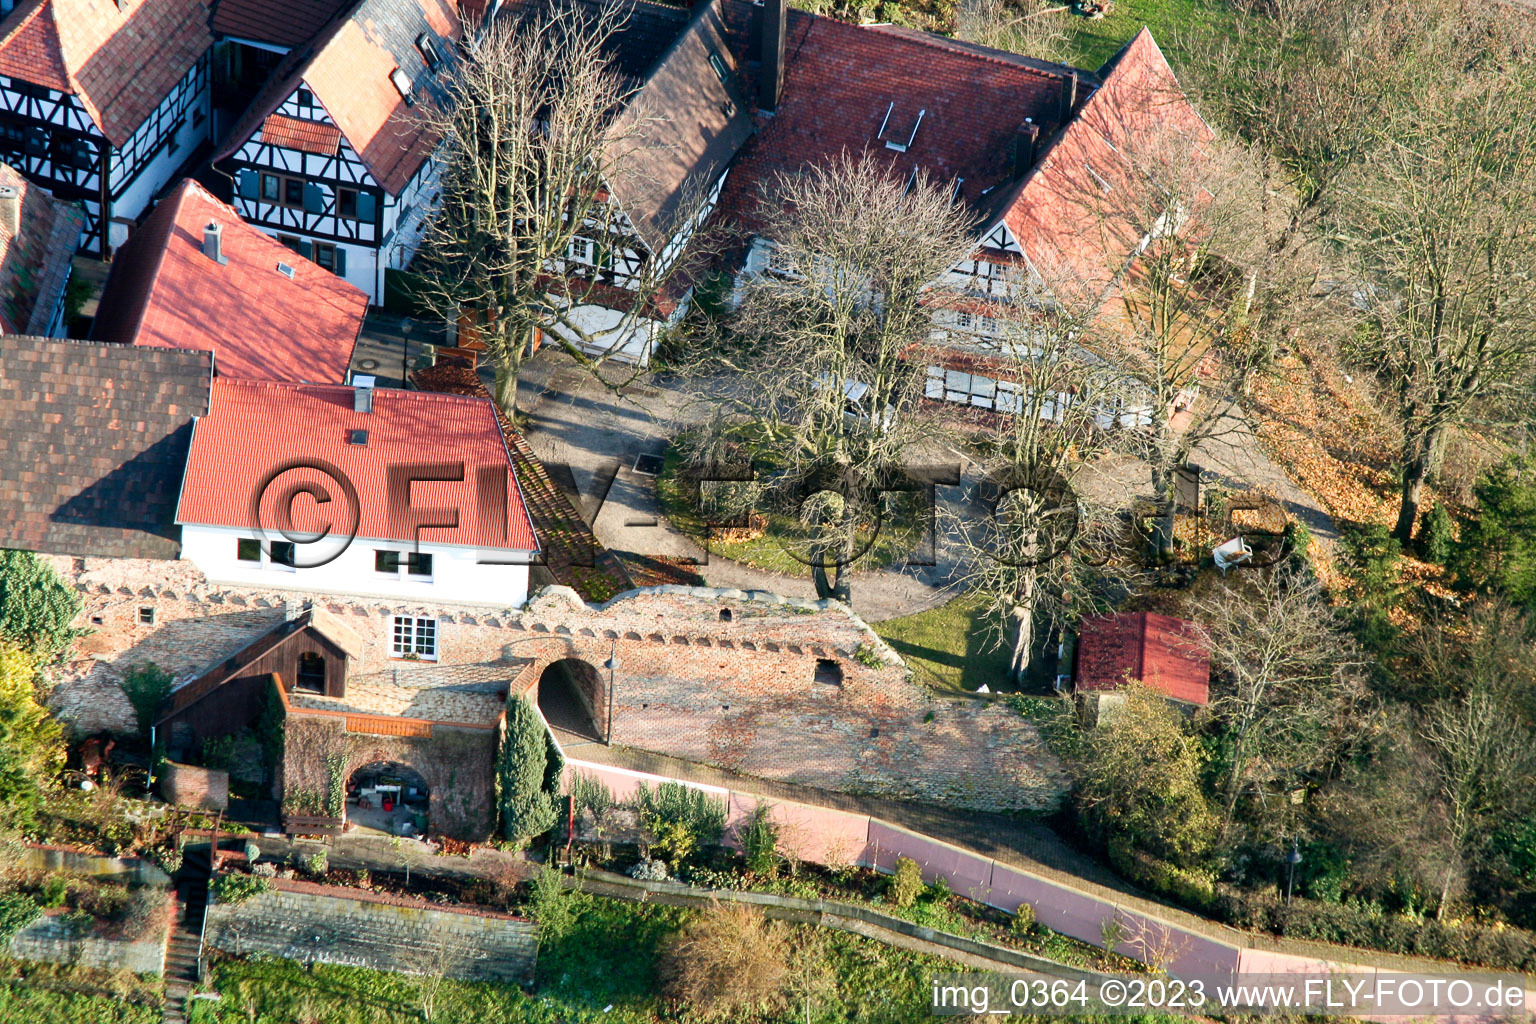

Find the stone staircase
[[162, 844, 211, 1024]]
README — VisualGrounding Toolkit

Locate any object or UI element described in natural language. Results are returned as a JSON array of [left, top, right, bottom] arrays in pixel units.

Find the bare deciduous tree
[[1189, 570, 1365, 840], [942, 267, 1141, 683], [1060, 122, 1272, 559], [1331, 77, 1536, 545], [695, 154, 979, 604], [1419, 687, 1536, 919], [414, 4, 703, 417]]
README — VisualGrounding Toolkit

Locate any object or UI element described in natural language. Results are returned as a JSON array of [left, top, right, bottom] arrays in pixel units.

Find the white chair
[[1213, 536, 1253, 574]]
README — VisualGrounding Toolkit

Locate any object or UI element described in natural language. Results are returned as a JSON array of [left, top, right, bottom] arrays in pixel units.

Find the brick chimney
[[760, 0, 786, 112], [0, 185, 19, 238], [202, 221, 227, 265], [1012, 121, 1041, 177], [1059, 70, 1079, 124]]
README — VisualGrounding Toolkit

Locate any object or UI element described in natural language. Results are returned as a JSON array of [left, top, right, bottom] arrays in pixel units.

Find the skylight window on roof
[[390, 68, 415, 107], [417, 33, 443, 71], [877, 102, 926, 153], [707, 50, 729, 86], [1086, 163, 1113, 194], [276, 262, 296, 279]]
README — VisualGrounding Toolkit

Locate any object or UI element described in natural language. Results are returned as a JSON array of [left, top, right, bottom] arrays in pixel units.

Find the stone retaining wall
[[9, 911, 167, 975], [203, 878, 537, 984]]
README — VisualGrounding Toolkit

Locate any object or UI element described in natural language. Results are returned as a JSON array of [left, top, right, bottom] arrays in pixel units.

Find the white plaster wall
[[179, 524, 531, 608]]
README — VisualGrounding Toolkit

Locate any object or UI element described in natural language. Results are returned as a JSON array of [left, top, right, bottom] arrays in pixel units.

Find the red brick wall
[[46, 558, 1067, 814], [161, 760, 229, 811]]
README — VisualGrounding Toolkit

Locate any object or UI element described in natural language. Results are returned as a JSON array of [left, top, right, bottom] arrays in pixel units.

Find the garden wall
[[564, 759, 1536, 1023], [9, 910, 166, 975], [161, 761, 229, 811], [203, 878, 537, 984], [17, 845, 171, 887]]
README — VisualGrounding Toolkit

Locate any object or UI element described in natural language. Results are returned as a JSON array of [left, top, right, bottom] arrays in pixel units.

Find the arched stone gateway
[[346, 761, 430, 836], [537, 658, 606, 742]]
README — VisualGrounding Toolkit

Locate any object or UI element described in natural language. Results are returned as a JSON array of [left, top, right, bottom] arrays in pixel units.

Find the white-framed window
[[375, 549, 434, 580], [568, 237, 593, 263], [391, 615, 438, 660], [763, 243, 798, 279], [235, 537, 296, 571]]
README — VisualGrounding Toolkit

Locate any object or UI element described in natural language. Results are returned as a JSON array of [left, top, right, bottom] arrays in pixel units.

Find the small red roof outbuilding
[[1075, 611, 1210, 706]]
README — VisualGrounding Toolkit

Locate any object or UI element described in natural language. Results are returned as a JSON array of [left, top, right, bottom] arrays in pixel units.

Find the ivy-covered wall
[[281, 716, 498, 840]]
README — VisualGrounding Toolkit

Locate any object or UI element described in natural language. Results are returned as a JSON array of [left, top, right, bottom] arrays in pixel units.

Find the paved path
[[515, 352, 1340, 621], [555, 731, 1493, 974]]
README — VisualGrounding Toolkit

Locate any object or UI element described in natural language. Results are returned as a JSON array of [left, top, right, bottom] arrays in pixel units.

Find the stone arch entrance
[[537, 658, 606, 741], [347, 761, 430, 837]]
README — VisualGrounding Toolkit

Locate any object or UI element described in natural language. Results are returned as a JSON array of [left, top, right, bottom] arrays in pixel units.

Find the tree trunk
[[1007, 566, 1037, 687], [1007, 602, 1033, 687], [1150, 462, 1177, 563], [1393, 425, 1443, 546], [493, 359, 519, 419]]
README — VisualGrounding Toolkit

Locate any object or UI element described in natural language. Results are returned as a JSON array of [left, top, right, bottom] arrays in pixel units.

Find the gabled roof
[[92, 179, 367, 384], [216, 0, 460, 195], [714, 3, 1083, 233], [209, 0, 356, 49], [178, 378, 539, 553], [0, 336, 211, 559], [1075, 611, 1210, 706], [0, 162, 83, 335], [601, 0, 753, 250], [0, 0, 213, 146], [999, 27, 1211, 291]]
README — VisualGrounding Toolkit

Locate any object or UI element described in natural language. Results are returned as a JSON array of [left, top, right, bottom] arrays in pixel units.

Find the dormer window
[[390, 68, 415, 107], [417, 32, 443, 71]]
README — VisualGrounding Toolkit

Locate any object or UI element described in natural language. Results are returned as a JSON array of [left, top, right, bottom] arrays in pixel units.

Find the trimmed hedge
[[1106, 839, 1217, 912], [1216, 891, 1536, 972]]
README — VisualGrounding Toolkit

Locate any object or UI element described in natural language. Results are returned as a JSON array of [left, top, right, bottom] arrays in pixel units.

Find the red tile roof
[[0, 161, 84, 334], [0, 0, 214, 146], [209, 0, 354, 49], [91, 179, 367, 384], [1075, 611, 1210, 706], [178, 378, 539, 553], [714, 8, 1076, 233], [216, 0, 460, 196], [260, 112, 343, 155], [1000, 28, 1212, 292]]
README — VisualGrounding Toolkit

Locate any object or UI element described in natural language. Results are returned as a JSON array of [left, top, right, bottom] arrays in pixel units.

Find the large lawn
[[873, 592, 1012, 695]]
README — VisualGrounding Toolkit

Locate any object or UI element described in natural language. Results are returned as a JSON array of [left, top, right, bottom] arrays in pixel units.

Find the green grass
[[0, 982, 158, 1024], [184, 894, 965, 1024], [873, 592, 1011, 695], [1062, 0, 1236, 71]]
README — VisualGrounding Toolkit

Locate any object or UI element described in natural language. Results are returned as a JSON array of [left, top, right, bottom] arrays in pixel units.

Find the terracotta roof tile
[[0, 336, 211, 559], [215, 0, 460, 196], [714, 6, 1075, 234], [209, 0, 354, 49], [1075, 611, 1210, 706], [260, 112, 342, 155], [0, 0, 214, 146], [0, 161, 84, 334], [178, 378, 539, 553], [92, 179, 367, 383]]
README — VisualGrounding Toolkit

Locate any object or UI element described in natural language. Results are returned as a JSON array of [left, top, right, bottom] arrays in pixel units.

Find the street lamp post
[[1286, 839, 1303, 905]]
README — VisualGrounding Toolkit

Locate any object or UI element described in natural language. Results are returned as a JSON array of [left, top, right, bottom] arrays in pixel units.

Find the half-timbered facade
[[715, 3, 1207, 425], [215, 0, 460, 300], [0, 0, 213, 255]]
